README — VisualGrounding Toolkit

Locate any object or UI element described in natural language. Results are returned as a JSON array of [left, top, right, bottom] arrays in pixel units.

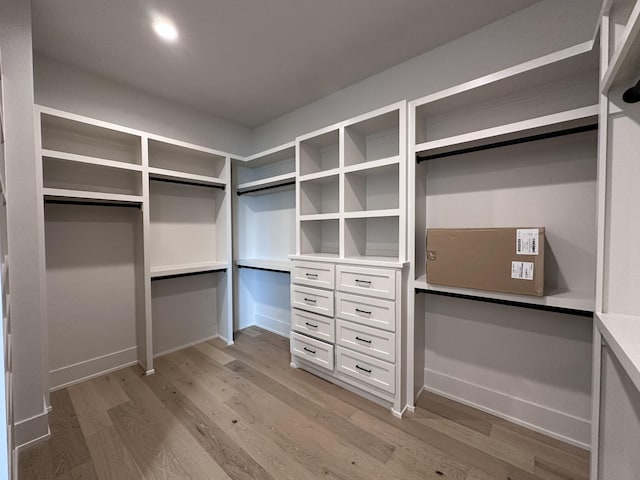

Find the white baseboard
[[424, 368, 591, 449], [254, 313, 289, 337], [15, 397, 50, 448], [153, 335, 221, 358], [49, 346, 138, 391]]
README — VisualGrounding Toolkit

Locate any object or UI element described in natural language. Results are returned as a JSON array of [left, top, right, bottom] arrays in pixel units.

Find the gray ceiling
[[31, 0, 542, 128]]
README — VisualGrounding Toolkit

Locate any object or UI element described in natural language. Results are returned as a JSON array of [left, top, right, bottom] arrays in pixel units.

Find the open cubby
[[344, 163, 399, 212], [300, 219, 339, 257], [344, 110, 400, 166], [149, 180, 227, 271], [344, 215, 400, 260], [40, 113, 141, 165], [42, 156, 142, 196], [299, 174, 339, 215], [148, 139, 226, 178], [298, 129, 340, 176]]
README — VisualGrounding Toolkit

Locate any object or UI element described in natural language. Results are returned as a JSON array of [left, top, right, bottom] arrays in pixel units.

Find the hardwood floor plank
[[141, 368, 276, 480], [49, 389, 93, 476], [18, 440, 54, 480], [416, 391, 493, 436], [89, 373, 130, 409], [533, 457, 589, 480], [68, 381, 114, 437], [55, 461, 99, 480], [85, 427, 143, 480], [155, 354, 319, 480], [193, 341, 236, 365]]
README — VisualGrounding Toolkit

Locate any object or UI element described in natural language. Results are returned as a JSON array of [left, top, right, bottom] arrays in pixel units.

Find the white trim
[[423, 369, 591, 449], [15, 427, 50, 451], [14, 404, 50, 449], [254, 313, 290, 337], [49, 346, 138, 391], [153, 334, 221, 358]]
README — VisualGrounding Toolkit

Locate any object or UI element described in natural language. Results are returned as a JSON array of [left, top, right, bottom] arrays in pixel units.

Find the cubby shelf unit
[[294, 101, 407, 267], [36, 105, 234, 385]]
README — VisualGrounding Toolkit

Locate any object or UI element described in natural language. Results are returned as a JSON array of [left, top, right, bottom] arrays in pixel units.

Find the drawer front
[[335, 292, 396, 332], [292, 261, 335, 289], [336, 265, 396, 300], [291, 332, 334, 371], [291, 284, 334, 317], [336, 320, 395, 363], [336, 346, 395, 395], [292, 309, 335, 343]]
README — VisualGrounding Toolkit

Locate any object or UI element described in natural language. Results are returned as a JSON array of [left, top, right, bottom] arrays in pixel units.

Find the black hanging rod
[[416, 287, 593, 318], [44, 199, 142, 209], [149, 176, 226, 190], [237, 264, 290, 274], [237, 180, 296, 196], [151, 269, 225, 281], [416, 123, 598, 163]]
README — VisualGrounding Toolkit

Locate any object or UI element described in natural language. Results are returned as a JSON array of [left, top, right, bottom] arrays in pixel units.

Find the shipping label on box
[[426, 227, 545, 296]]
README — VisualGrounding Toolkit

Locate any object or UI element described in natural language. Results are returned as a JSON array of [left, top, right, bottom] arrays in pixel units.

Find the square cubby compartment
[[345, 216, 399, 260], [298, 129, 339, 176], [300, 219, 339, 257], [345, 164, 399, 212], [299, 174, 339, 215], [344, 110, 399, 166]]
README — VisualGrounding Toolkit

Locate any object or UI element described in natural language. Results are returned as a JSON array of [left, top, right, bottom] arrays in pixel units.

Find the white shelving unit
[[233, 143, 296, 336], [36, 106, 234, 388], [592, 2, 640, 477], [408, 41, 600, 447]]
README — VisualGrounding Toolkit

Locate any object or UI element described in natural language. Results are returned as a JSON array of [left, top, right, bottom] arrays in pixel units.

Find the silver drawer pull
[[305, 322, 318, 328], [303, 347, 316, 354], [305, 273, 318, 278], [355, 279, 371, 285], [355, 364, 372, 373], [355, 308, 371, 315], [355, 336, 371, 344], [303, 297, 317, 304]]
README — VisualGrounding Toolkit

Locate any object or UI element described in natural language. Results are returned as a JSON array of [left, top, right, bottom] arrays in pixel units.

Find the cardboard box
[[426, 227, 545, 297]]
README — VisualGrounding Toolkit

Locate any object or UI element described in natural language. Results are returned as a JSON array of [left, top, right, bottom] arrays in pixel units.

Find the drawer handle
[[305, 322, 318, 328], [303, 297, 317, 304], [355, 336, 371, 344], [303, 347, 316, 354], [355, 364, 372, 373], [355, 279, 371, 285], [355, 308, 371, 315], [305, 273, 318, 278]]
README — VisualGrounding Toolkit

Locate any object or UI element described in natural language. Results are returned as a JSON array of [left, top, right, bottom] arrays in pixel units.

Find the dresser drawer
[[336, 320, 395, 363], [336, 346, 395, 395], [292, 309, 335, 343], [336, 265, 396, 300], [292, 261, 335, 289], [335, 292, 396, 332], [291, 332, 334, 371], [291, 284, 334, 317]]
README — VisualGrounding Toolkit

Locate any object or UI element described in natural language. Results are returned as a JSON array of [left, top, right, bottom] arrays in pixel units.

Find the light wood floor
[[19, 327, 589, 480]]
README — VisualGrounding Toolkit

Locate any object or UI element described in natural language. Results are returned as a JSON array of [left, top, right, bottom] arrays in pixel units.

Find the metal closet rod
[[44, 199, 142, 209], [149, 176, 226, 190], [416, 287, 593, 318], [416, 123, 598, 163], [236, 180, 296, 196]]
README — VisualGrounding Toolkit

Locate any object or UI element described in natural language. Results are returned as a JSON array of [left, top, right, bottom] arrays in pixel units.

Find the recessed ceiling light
[[153, 17, 178, 42]]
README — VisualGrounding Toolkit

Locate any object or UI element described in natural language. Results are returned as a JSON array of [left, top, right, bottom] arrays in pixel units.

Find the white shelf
[[602, 0, 640, 92], [41, 149, 143, 172], [299, 213, 340, 221], [414, 275, 594, 312], [236, 172, 295, 195], [43, 188, 143, 205], [343, 209, 400, 219], [150, 261, 228, 278], [236, 258, 290, 272], [289, 253, 339, 261], [415, 105, 598, 157], [148, 167, 226, 188], [298, 168, 341, 183], [343, 155, 400, 174], [596, 312, 640, 392]]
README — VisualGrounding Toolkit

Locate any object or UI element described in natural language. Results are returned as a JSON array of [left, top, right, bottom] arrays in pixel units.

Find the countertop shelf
[[236, 258, 291, 273], [596, 312, 640, 392], [148, 167, 226, 188]]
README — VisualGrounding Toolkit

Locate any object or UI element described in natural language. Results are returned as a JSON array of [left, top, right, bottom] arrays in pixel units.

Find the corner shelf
[[601, 0, 640, 92], [596, 312, 640, 392], [148, 167, 226, 188], [236, 258, 290, 273], [414, 275, 594, 314], [150, 261, 228, 279], [236, 172, 295, 195], [43, 187, 143, 206]]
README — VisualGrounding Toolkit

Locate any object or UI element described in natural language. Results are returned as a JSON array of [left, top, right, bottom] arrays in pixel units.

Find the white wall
[[251, 0, 601, 152], [33, 55, 252, 156], [0, 0, 49, 447]]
